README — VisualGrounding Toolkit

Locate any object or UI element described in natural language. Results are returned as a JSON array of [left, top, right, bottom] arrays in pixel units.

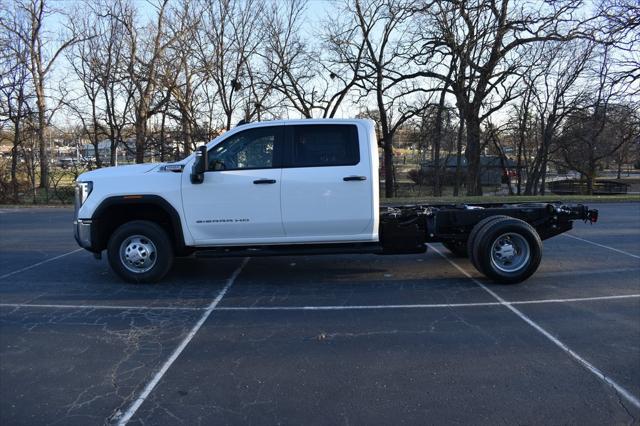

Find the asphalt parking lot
[[1, 202, 639, 425]]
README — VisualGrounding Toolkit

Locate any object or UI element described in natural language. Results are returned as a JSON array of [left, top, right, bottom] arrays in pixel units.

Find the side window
[[208, 127, 281, 171], [290, 125, 359, 167]]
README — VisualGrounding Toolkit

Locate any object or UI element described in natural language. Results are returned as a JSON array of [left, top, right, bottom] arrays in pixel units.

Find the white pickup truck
[[74, 119, 598, 283]]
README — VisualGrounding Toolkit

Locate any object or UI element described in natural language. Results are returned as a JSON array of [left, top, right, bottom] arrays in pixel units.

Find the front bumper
[[74, 219, 93, 249]]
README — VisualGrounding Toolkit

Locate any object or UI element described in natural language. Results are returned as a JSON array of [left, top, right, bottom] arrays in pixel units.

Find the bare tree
[[350, 0, 437, 198], [84, 0, 137, 166], [0, 13, 34, 202], [263, 0, 366, 119], [411, 0, 590, 195], [429, 64, 454, 196], [597, 0, 640, 96], [558, 47, 639, 194], [67, 9, 105, 167], [198, 0, 262, 131], [165, 0, 204, 157], [0, 0, 82, 196], [118, 0, 176, 163], [417, 98, 457, 196], [524, 41, 593, 194], [262, 0, 315, 117]]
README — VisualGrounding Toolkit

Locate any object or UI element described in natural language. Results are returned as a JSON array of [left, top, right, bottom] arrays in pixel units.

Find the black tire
[[107, 220, 174, 283], [442, 241, 468, 257], [471, 217, 542, 284], [467, 215, 509, 272]]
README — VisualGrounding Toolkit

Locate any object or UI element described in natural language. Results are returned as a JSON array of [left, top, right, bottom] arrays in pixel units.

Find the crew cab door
[[182, 125, 285, 244], [280, 123, 375, 241]]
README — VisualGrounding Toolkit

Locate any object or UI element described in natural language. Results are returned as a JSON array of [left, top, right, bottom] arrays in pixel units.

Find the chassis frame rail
[[380, 202, 598, 247]]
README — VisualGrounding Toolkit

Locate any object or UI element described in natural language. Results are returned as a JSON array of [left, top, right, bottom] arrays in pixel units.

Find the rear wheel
[[467, 215, 509, 272], [107, 220, 174, 283], [471, 217, 542, 284]]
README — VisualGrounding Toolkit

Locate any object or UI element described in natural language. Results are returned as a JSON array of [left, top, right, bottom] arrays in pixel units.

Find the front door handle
[[253, 179, 277, 184], [343, 176, 367, 181]]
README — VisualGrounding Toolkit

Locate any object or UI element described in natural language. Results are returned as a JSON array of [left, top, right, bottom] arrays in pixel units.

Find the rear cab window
[[287, 124, 359, 168]]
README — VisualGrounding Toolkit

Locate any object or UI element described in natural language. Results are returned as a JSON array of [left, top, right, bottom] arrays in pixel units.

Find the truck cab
[[182, 119, 379, 245]]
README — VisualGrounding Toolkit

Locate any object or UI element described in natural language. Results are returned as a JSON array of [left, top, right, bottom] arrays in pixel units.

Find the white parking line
[[216, 294, 640, 311], [428, 244, 640, 410], [2, 293, 638, 312], [564, 234, 640, 260], [511, 294, 640, 305], [0, 303, 204, 311], [0, 248, 84, 280], [113, 257, 249, 426], [218, 302, 503, 310], [534, 266, 640, 279]]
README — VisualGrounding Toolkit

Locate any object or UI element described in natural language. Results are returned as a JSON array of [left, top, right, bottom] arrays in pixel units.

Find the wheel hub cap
[[490, 233, 531, 273], [496, 243, 516, 261], [119, 235, 157, 273]]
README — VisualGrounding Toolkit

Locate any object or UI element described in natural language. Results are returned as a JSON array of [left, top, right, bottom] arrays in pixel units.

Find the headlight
[[75, 181, 93, 207]]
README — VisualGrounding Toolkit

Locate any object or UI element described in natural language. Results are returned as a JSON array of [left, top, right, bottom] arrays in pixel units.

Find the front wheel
[[471, 218, 542, 284], [107, 220, 174, 283]]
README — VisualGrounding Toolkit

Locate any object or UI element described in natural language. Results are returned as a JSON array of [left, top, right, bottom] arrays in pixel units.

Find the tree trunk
[[383, 135, 395, 198], [492, 135, 513, 195], [109, 130, 117, 166], [92, 141, 101, 168], [135, 118, 146, 163], [225, 112, 233, 131], [539, 150, 549, 195], [29, 149, 37, 204], [432, 89, 447, 197], [91, 101, 102, 168], [586, 161, 596, 195], [586, 175, 593, 195], [110, 141, 117, 166], [525, 143, 545, 195], [182, 114, 192, 157], [516, 119, 525, 195], [107, 126, 116, 167], [11, 123, 20, 203], [36, 90, 47, 196], [160, 112, 167, 162], [465, 117, 482, 196], [104, 85, 118, 166], [454, 118, 464, 196], [91, 102, 101, 169], [616, 156, 623, 180]]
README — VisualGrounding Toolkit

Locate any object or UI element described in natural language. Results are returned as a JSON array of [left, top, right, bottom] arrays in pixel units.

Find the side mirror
[[190, 145, 208, 184]]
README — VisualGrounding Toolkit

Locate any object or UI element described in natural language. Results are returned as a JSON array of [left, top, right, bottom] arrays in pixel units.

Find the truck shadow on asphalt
[[1, 250, 493, 309]]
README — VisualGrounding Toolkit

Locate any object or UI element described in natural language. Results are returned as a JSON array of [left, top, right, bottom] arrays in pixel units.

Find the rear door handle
[[343, 176, 367, 181], [253, 179, 277, 184]]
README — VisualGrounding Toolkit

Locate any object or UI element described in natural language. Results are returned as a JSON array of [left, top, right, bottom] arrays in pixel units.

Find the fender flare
[[91, 195, 187, 253]]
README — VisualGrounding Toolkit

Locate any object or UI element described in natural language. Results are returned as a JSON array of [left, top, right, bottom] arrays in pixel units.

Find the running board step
[[195, 243, 383, 258]]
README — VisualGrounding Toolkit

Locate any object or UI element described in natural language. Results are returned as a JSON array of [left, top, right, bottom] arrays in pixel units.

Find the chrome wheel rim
[[119, 235, 157, 273], [490, 233, 530, 273]]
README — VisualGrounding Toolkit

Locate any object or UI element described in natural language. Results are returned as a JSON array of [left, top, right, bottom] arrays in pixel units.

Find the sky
[[40, 0, 358, 128], [21, 0, 637, 132]]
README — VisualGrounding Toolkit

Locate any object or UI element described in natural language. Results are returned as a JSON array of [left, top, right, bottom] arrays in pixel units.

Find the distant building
[[81, 139, 136, 164], [421, 155, 517, 185], [81, 138, 183, 164]]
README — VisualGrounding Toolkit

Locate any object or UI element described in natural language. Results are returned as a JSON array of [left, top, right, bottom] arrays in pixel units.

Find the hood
[[77, 163, 161, 181]]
